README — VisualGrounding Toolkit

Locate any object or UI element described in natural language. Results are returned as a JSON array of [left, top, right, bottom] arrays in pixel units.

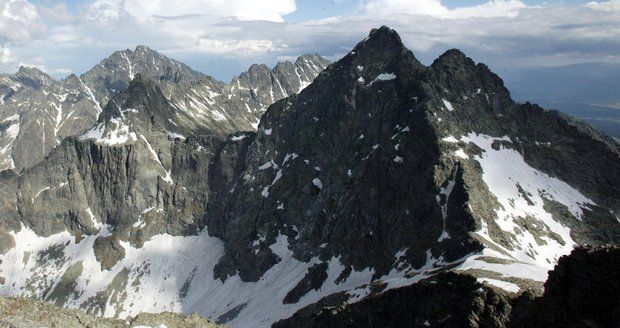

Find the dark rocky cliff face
[[0, 26, 617, 327], [205, 26, 619, 284], [206, 26, 480, 282]]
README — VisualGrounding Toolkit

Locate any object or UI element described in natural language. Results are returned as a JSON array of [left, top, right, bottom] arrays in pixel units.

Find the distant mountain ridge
[[0, 46, 329, 172]]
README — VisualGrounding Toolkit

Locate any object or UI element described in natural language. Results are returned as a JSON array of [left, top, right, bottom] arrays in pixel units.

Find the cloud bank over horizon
[[0, 0, 619, 81]]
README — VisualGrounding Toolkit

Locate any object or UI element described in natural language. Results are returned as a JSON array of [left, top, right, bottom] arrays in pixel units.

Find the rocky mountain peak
[[349, 26, 421, 67], [14, 66, 53, 89], [322, 26, 425, 94], [204, 26, 619, 325], [294, 54, 327, 66], [134, 44, 156, 55], [61, 73, 83, 89], [97, 73, 177, 134], [247, 63, 270, 74], [80, 45, 207, 108], [367, 25, 402, 43], [432, 48, 475, 69], [227, 54, 331, 121]]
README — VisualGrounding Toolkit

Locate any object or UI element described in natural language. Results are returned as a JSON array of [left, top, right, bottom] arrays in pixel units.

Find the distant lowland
[[502, 62, 620, 139]]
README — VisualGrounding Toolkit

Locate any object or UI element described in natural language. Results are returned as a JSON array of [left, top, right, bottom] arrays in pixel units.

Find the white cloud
[[363, 0, 527, 19], [363, 0, 447, 17], [193, 38, 286, 56], [0, 45, 13, 65], [87, 0, 297, 23], [585, 0, 620, 11], [0, 0, 46, 41], [448, 0, 527, 18], [73, 0, 297, 59], [0, 43, 49, 73], [86, 0, 129, 23], [53, 68, 72, 74], [36, 2, 76, 25], [48, 26, 81, 45]]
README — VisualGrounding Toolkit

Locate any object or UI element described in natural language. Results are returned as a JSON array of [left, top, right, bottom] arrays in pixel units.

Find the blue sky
[[1, 0, 619, 81]]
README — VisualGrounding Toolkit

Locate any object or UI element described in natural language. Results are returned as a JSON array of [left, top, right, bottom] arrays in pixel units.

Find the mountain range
[[0, 46, 328, 172], [0, 26, 618, 328]]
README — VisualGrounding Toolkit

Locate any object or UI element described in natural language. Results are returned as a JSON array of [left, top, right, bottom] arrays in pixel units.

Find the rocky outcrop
[[93, 236, 126, 271], [0, 229, 14, 255], [0, 75, 213, 242]]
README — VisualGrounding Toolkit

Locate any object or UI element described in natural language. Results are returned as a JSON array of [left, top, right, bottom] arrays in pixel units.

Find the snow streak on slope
[[0, 114, 20, 169]]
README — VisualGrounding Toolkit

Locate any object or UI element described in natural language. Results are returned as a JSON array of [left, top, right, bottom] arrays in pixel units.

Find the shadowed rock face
[[205, 25, 619, 283], [206, 26, 480, 282], [0, 26, 617, 326]]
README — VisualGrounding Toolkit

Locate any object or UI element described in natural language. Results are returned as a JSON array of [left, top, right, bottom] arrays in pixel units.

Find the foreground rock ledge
[[0, 295, 220, 328]]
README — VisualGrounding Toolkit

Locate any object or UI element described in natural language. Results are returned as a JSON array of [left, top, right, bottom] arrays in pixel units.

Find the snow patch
[[442, 99, 455, 111], [368, 72, 396, 86], [80, 119, 138, 146], [231, 134, 246, 141], [312, 178, 323, 190], [477, 278, 520, 293], [442, 136, 458, 143], [167, 132, 185, 140]]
